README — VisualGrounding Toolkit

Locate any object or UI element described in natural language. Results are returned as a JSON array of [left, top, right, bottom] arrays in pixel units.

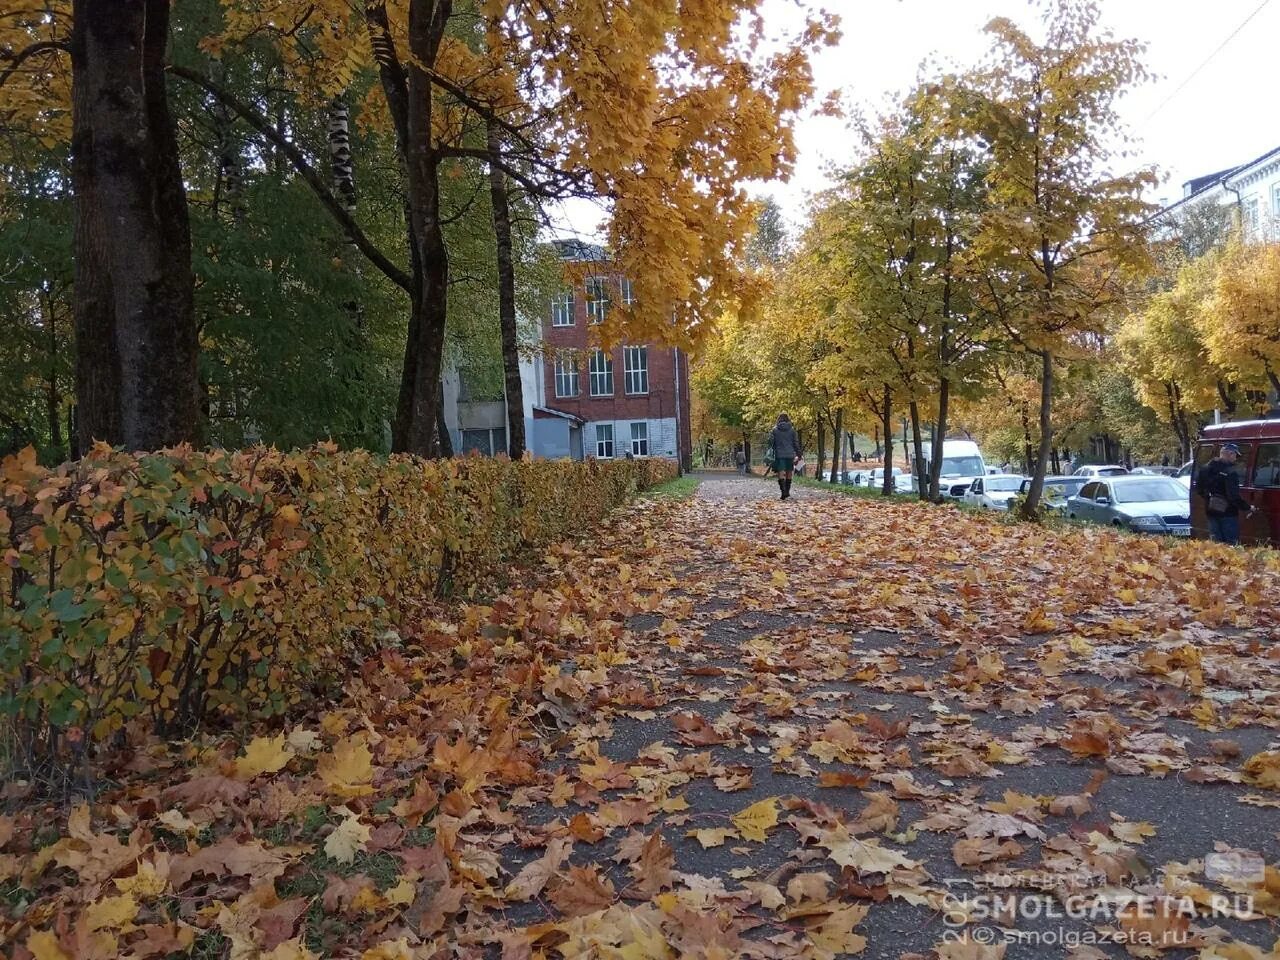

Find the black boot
[[778, 477, 786, 500], [784, 477, 793, 499]]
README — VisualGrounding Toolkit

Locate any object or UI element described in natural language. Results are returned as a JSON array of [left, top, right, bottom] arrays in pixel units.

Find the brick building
[[446, 240, 691, 467]]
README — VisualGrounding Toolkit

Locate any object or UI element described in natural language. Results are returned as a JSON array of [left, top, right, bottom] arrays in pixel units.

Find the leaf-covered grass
[[640, 473, 702, 499], [793, 474, 916, 501]]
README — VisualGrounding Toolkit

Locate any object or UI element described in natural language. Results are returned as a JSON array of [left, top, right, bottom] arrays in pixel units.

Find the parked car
[[1066, 476, 1191, 536], [861, 467, 903, 490], [962, 474, 1026, 510], [1008, 476, 1088, 514], [1175, 460, 1194, 489], [1072, 464, 1130, 478], [1191, 419, 1280, 546], [920, 440, 988, 499], [1131, 466, 1178, 476]]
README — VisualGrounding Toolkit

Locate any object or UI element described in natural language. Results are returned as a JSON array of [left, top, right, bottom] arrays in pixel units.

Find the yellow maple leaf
[[233, 734, 295, 780], [83, 892, 138, 931], [26, 931, 72, 960], [324, 812, 370, 865], [114, 857, 168, 898], [262, 939, 319, 960], [688, 827, 738, 849], [732, 797, 779, 842], [317, 737, 375, 797], [361, 940, 414, 960], [808, 903, 869, 959]]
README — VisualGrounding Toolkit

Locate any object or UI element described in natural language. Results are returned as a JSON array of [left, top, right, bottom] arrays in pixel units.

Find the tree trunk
[[434, 378, 453, 457], [487, 121, 526, 460], [815, 418, 826, 482], [928, 376, 950, 501], [908, 400, 926, 501], [743, 433, 751, 474], [1021, 350, 1055, 517], [42, 294, 63, 456], [382, 0, 454, 456], [881, 385, 894, 497], [834, 408, 845, 483], [873, 425, 881, 459], [71, 0, 199, 451]]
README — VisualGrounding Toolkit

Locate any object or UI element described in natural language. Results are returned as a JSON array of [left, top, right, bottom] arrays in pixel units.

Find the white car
[[921, 439, 989, 499], [1072, 464, 1130, 478], [1175, 460, 1194, 489], [861, 467, 903, 490], [962, 474, 1027, 511]]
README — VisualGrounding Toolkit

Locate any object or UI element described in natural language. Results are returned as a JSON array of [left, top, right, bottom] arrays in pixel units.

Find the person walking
[[769, 413, 803, 500], [1196, 443, 1256, 545], [733, 445, 746, 474]]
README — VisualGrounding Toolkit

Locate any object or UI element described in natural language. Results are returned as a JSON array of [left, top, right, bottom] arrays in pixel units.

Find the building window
[[461, 428, 505, 456], [551, 291, 575, 327], [595, 423, 614, 459], [1244, 196, 1261, 235], [554, 356, 579, 398], [586, 276, 610, 324], [588, 349, 613, 397], [619, 277, 635, 306], [630, 421, 649, 456], [623, 345, 649, 395], [1273, 184, 1280, 217]]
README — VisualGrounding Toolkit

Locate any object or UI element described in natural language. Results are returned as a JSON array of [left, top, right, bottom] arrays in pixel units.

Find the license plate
[[1170, 527, 1191, 537]]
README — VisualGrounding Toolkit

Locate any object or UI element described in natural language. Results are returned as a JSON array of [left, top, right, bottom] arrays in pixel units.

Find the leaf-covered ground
[[5, 472, 1280, 960]]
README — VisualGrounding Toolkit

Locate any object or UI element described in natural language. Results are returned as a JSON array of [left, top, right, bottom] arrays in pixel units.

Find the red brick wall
[[538, 269, 691, 461]]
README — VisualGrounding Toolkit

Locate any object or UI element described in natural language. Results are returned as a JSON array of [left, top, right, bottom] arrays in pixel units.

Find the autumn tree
[[195, 0, 835, 455], [962, 0, 1154, 515], [1201, 240, 1280, 405]]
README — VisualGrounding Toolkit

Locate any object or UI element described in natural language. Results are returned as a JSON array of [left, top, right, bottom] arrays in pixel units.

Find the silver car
[[1065, 476, 1191, 536]]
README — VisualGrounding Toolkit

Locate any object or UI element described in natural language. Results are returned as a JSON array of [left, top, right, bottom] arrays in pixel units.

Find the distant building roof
[[552, 238, 608, 262], [1182, 167, 1238, 198]]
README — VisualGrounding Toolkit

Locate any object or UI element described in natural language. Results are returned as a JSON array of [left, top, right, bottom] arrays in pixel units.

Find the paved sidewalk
[[503, 478, 1280, 959]]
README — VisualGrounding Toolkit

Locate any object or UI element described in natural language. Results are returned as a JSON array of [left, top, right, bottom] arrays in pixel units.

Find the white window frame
[[1272, 183, 1280, 217], [554, 356, 579, 398], [588, 349, 613, 397], [551, 291, 575, 327], [630, 421, 649, 456], [595, 423, 615, 459], [619, 276, 635, 306], [1244, 196, 1261, 234], [586, 276, 610, 324], [623, 345, 649, 395]]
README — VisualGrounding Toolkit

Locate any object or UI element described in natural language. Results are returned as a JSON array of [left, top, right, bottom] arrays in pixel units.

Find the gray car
[[1065, 476, 1191, 536]]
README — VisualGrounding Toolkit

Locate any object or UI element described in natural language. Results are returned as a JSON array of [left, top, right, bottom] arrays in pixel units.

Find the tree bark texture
[[880, 385, 894, 497], [830, 408, 843, 484], [71, 0, 199, 451], [487, 120, 526, 460], [928, 376, 950, 501]]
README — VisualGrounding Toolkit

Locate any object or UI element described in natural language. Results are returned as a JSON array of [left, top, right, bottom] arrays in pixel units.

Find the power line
[[1142, 0, 1274, 126]]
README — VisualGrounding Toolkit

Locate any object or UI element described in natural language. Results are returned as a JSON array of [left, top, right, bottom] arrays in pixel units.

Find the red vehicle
[[1191, 419, 1280, 546]]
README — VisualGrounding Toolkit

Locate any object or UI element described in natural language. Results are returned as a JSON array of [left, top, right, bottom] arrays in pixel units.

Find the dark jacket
[[1197, 458, 1249, 517], [769, 422, 802, 459]]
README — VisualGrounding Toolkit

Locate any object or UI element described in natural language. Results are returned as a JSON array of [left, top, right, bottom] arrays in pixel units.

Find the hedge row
[[0, 444, 674, 757]]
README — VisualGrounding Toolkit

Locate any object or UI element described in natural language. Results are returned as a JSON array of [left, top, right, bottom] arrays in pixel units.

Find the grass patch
[[793, 475, 917, 502], [641, 474, 701, 500]]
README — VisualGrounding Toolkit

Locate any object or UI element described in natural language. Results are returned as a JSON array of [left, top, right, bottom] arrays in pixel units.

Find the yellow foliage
[[0, 445, 673, 756]]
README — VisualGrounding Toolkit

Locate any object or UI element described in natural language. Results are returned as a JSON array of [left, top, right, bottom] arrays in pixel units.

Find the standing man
[[769, 413, 803, 500], [1196, 443, 1256, 545]]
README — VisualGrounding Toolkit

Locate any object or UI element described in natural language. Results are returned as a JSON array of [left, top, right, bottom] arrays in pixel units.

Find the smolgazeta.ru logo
[[941, 890, 1257, 927]]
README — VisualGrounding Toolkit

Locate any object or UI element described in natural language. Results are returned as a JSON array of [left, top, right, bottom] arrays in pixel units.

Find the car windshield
[[1112, 479, 1186, 504], [1046, 479, 1086, 497], [940, 456, 983, 477], [987, 477, 1022, 492], [1099, 467, 1128, 476]]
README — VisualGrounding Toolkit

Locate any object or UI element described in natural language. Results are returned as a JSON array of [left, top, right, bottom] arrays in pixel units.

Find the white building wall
[[583, 417, 678, 460]]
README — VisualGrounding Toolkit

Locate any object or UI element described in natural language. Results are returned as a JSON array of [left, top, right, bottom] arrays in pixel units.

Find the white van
[[920, 440, 988, 499]]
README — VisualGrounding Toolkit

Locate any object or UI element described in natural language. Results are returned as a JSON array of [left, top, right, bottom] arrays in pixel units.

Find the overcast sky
[[757, 0, 1278, 225], [549, 0, 1277, 241]]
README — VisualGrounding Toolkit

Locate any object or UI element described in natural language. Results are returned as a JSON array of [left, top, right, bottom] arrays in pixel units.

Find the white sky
[[553, 0, 1278, 241], [758, 0, 1279, 226]]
